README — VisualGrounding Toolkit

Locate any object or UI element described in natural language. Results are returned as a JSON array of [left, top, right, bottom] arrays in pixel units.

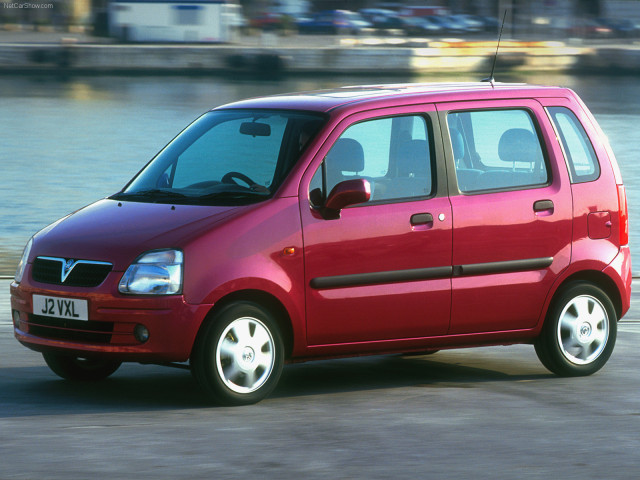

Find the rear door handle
[[533, 200, 554, 214], [411, 213, 433, 225]]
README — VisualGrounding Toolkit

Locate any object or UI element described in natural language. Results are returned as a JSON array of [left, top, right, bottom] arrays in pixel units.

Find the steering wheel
[[221, 171, 259, 188], [184, 180, 221, 189]]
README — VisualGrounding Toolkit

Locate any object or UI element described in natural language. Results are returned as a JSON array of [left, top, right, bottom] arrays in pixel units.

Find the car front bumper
[[10, 273, 212, 363]]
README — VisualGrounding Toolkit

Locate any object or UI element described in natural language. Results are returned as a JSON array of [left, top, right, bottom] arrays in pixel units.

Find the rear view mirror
[[240, 122, 271, 137]]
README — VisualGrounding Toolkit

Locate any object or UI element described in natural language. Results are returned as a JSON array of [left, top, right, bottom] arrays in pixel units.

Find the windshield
[[113, 109, 325, 205]]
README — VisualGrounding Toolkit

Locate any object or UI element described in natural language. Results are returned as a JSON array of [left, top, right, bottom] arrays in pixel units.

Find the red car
[[11, 83, 631, 405]]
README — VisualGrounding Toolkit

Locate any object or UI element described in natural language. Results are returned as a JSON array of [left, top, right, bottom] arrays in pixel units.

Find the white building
[[109, 0, 242, 42]]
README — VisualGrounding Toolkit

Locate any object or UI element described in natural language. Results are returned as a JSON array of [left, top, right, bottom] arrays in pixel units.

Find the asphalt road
[[1, 278, 639, 479]]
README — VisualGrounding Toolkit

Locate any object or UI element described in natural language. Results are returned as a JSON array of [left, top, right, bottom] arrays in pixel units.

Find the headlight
[[15, 237, 33, 284], [118, 249, 183, 295]]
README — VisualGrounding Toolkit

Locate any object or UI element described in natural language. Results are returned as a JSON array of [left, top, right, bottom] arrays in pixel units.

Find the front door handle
[[411, 213, 433, 225], [533, 199, 554, 214]]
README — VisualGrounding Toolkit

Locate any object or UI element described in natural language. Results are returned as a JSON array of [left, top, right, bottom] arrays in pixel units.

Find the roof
[[216, 82, 570, 114]]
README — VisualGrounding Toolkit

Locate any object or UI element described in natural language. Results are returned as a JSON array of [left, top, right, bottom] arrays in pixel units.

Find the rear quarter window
[[547, 106, 600, 183]]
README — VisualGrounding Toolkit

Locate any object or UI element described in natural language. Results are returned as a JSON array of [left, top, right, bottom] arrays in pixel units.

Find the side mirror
[[322, 178, 371, 219]]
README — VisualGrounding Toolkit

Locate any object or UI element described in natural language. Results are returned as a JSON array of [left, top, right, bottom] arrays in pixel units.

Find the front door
[[300, 108, 453, 346]]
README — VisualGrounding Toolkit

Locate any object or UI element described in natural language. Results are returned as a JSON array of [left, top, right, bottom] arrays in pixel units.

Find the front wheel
[[191, 302, 284, 406], [42, 353, 121, 381], [535, 282, 617, 376]]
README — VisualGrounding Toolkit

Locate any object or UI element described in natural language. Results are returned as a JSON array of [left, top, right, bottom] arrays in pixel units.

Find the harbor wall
[[0, 41, 637, 75]]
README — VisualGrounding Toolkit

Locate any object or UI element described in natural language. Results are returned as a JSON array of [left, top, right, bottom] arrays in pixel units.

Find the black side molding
[[310, 257, 553, 290], [310, 266, 453, 290], [453, 257, 553, 277]]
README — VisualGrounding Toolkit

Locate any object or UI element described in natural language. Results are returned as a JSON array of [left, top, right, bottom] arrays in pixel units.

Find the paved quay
[[2, 28, 640, 75]]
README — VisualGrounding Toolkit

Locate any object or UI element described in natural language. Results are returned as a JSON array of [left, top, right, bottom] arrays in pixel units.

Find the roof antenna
[[483, 10, 508, 86]]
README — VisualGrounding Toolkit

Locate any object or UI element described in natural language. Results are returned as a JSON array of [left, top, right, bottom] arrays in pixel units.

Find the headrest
[[498, 128, 541, 165], [326, 138, 365, 172], [397, 140, 430, 177]]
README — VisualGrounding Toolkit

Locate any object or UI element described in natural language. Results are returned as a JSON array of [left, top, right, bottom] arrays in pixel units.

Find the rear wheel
[[535, 282, 617, 376], [42, 353, 121, 381], [191, 302, 284, 406]]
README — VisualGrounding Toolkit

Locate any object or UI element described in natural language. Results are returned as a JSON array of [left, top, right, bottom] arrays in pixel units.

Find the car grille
[[28, 315, 114, 343], [32, 257, 113, 287]]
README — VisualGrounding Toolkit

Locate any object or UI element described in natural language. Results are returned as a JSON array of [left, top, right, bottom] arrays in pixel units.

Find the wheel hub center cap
[[240, 346, 255, 366], [579, 323, 592, 339]]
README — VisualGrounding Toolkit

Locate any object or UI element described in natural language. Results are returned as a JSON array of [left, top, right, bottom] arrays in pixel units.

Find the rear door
[[437, 99, 573, 334]]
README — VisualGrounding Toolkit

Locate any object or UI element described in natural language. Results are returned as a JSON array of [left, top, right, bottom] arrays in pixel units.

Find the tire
[[535, 282, 617, 376], [42, 353, 121, 381], [191, 301, 284, 406]]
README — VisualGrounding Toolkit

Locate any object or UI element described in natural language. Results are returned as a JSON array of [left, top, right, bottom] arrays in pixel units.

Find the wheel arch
[[551, 270, 623, 321], [192, 289, 295, 361]]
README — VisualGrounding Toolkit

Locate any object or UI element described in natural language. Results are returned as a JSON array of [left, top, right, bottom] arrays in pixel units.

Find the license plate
[[33, 294, 88, 321]]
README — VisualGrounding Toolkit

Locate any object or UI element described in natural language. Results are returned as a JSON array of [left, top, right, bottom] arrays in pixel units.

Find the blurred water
[[1, 73, 638, 273]]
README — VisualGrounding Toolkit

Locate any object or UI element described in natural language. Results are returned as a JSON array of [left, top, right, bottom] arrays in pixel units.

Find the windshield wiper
[[111, 188, 270, 205], [195, 189, 270, 203], [111, 189, 189, 201], [198, 190, 269, 199]]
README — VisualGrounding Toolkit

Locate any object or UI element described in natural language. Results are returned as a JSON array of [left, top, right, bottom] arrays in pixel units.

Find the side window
[[547, 106, 600, 183], [310, 115, 433, 204], [448, 109, 549, 193], [174, 5, 202, 26]]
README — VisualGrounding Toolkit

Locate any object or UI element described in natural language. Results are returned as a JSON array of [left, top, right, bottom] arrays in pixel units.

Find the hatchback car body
[[11, 83, 631, 405]]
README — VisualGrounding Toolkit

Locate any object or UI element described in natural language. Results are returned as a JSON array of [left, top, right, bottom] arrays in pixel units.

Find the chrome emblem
[[61, 259, 79, 283]]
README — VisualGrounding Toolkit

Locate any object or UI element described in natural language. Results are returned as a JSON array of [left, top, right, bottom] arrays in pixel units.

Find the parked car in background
[[249, 12, 283, 31], [358, 7, 396, 25], [400, 16, 444, 36], [297, 10, 371, 35], [474, 15, 500, 33], [400, 5, 448, 17], [11, 83, 631, 406], [449, 14, 483, 33], [597, 18, 638, 37], [424, 15, 469, 35], [362, 10, 443, 36], [550, 17, 613, 38]]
